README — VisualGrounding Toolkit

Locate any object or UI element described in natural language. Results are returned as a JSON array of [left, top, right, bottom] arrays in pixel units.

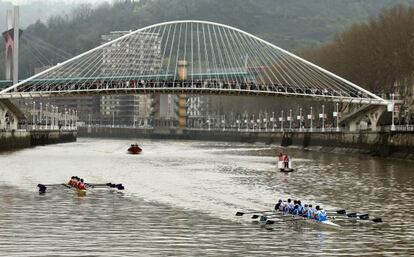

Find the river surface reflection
[[0, 138, 413, 256]]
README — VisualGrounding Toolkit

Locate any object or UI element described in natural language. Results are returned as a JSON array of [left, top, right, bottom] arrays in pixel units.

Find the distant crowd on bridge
[[16, 79, 370, 99]]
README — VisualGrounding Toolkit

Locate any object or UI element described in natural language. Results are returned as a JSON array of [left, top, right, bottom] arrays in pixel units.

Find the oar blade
[[347, 212, 357, 218], [235, 212, 244, 216], [336, 209, 346, 215], [372, 218, 382, 223], [251, 214, 260, 219]]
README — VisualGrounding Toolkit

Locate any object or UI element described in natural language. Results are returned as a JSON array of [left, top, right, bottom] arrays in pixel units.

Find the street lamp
[[391, 93, 396, 131], [272, 111, 275, 132], [32, 102, 36, 130], [321, 104, 325, 132], [289, 109, 292, 131], [299, 108, 303, 132], [280, 110, 284, 132], [112, 111, 115, 128], [309, 106, 313, 132], [335, 102, 340, 132], [64, 107, 67, 129]]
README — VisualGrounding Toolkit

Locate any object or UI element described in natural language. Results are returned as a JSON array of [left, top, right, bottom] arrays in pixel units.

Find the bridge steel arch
[[0, 20, 388, 105]]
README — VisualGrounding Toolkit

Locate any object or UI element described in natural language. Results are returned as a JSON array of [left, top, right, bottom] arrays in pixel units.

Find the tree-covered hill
[[2, 0, 414, 79]]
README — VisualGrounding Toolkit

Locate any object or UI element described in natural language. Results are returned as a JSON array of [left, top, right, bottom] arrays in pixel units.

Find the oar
[[330, 213, 382, 223], [38, 184, 67, 187], [235, 210, 273, 216], [86, 183, 125, 190], [326, 209, 346, 215], [251, 213, 275, 219]]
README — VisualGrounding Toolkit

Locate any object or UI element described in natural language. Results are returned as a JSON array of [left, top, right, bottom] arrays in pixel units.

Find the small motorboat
[[128, 144, 142, 154]]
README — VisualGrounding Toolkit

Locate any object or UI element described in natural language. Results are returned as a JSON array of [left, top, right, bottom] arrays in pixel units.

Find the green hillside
[[2, 0, 413, 79]]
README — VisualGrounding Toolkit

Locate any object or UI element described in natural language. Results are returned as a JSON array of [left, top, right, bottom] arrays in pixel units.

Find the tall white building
[[100, 31, 161, 126]]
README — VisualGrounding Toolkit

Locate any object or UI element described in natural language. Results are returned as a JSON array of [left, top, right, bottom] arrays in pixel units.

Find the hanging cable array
[[0, 20, 386, 104]]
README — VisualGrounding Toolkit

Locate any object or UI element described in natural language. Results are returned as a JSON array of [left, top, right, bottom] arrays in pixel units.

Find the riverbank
[[78, 126, 414, 161], [0, 130, 77, 152]]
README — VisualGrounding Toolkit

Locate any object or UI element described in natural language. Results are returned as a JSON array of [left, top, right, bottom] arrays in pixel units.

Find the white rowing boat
[[265, 209, 341, 230]]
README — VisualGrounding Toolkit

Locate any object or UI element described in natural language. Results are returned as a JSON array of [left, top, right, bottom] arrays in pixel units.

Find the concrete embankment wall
[[0, 130, 77, 152], [78, 127, 414, 160]]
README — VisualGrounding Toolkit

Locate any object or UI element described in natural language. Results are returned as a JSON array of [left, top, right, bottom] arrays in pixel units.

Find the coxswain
[[314, 206, 328, 222], [78, 179, 86, 190]]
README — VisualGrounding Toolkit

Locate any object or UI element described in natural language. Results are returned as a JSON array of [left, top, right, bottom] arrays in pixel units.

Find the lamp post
[[335, 102, 340, 132], [322, 104, 325, 132], [310, 107, 313, 132], [56, 106, 59, 129], [112, 111, 115, 128], [32, 102, 36, 130], [64, 107, 67, 130], [299, 108, 303, 132], [391, 93, 396, 131], [289, 109, 292, 131], [245, 114, 248, 132], [40, 103, 43, 129], [272, 111, 275, 132], [280, 110, 284, 132], [45, 103, 49, 129], [252, 114, 255, 132]]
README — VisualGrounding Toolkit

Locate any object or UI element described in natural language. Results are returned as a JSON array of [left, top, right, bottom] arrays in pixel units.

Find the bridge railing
[[380, 125, 414, 132]]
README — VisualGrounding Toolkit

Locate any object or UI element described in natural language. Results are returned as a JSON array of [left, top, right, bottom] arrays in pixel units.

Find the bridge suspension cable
[[0, 20, 387, 104]]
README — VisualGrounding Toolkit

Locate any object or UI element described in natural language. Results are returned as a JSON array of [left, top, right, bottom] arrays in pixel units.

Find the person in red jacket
[[78, 179, 86, 190], [283, 154, 289, 168]]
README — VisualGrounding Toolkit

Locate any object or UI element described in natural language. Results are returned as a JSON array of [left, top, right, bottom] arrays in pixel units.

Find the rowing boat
[[37, 182, 124, 195], [262, 209, 341, 230], [63, 184, 87, 196]]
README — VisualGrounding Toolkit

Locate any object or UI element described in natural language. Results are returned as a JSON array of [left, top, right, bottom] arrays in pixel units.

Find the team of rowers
[[68, 176, 87, 190], [275, 199, 328, 222]]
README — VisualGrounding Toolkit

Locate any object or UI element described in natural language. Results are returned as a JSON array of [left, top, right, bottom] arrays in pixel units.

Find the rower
[[297, 200, 304, 215], [284, 199, 294, 213], [302, 204, 309, 217], [68, 176, 75, 186], [73, 177, 80, 188], [274, 199, 282, 211], [78, 179, 86, 190], [292, 200, 302, 215], [306, 204, 314, 219], [314, 206, 328, 222]]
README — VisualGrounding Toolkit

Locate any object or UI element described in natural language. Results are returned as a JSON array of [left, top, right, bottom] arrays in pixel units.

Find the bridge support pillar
[[367, 106, 386, 132], [0, 100, 20, 130], [178, 94, 187, 129], [342, 105, 386, 132], [177, 60, 188, 130]]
